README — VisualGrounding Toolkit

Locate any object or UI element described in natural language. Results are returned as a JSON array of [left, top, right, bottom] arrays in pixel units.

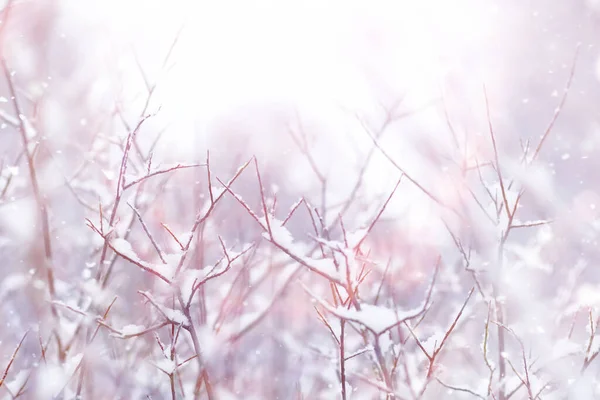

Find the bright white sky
[[65, 0, 500, 235], [87, 0, 496, 140]]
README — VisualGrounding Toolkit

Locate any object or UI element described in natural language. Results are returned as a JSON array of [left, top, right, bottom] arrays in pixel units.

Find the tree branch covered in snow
[[0, 1, 596, 399]]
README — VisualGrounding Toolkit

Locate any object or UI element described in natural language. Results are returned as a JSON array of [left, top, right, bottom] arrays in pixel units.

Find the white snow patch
[[330, 303, 422, 334], [153, 358, 177, 375], [121, 324, 147, 336]]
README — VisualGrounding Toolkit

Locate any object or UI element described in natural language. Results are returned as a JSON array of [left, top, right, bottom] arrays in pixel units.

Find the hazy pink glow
[[1, 0, 597, 398]]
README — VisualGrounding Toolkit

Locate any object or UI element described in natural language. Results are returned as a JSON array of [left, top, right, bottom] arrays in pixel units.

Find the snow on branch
[[110, 238, 174, 284], [216, 174, 343, 284], [308, 257, 440, 335], [327, 302, 424, 335], [0, 108, 18, 127], [123, 162, 205, 190], [261, 217, 343, 283], [96, 320, 169, 339], [138, 291, 190, 327]]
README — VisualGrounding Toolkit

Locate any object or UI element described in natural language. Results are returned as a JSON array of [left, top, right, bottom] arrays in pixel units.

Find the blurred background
[[1, 0, 600, 398]]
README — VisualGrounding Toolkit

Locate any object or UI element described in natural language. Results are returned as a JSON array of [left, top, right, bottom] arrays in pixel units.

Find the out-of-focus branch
[[1, 58, 60, 323], [0, 331, 28, 388]]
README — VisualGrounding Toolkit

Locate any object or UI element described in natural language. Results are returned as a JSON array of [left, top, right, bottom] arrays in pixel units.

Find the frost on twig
[[105, 236, 173, 284], [123, 162, 205, 190], [138, 291, 190, 327]]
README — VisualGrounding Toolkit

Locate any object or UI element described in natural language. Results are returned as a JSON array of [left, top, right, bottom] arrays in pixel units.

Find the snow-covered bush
[[0, 1, 599, 399]]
